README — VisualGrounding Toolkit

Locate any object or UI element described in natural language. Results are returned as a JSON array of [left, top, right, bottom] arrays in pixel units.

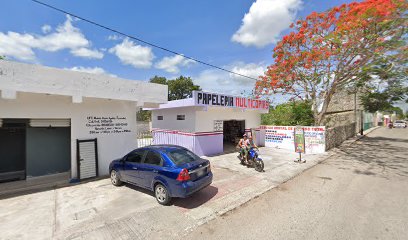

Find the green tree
[[138, 75, 201, 122], [359, 56, 408, 113], [360, 92, 393, 113], [0, 56, 5, 60], [136, 109, 152, 122], [261, 101, 314, 126], [167, 76, 201, 101], [149, 75, 201, 101], [149, 75, 167, 85]]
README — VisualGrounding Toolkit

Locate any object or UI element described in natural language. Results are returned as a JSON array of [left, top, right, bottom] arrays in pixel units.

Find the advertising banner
[[263, 126, 325, 154], [294, 126, 305, 153], [193, 91, 269, 111]]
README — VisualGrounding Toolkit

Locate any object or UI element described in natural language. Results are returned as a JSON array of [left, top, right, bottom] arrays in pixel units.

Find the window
[[177, 115, 185, 120], [143, 151, 163, 166], [165, 148, 201, 165], [126, 150, 146, 163], [157, 116, 163, 120]]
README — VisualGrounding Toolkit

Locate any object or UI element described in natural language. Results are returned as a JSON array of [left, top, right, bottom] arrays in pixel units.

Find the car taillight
[[176, 168, 190, 181]]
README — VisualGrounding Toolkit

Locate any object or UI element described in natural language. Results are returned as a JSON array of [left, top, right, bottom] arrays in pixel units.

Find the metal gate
[[76, 138, 98, 180]]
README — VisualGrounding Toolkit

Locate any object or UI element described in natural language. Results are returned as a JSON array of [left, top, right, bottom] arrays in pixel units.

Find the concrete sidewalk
[[1, 128, 375, 240]]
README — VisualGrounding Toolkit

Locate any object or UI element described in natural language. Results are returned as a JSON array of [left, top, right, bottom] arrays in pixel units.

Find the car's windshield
[[165, 148, 201, 165]]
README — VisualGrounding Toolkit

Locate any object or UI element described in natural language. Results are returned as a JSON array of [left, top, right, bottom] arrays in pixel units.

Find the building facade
[[148, 91, 269, 156], [0, 61, 167, 182]]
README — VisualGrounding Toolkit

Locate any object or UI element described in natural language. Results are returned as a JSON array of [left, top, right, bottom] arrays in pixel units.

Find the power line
[[31, 0, 260, 81]]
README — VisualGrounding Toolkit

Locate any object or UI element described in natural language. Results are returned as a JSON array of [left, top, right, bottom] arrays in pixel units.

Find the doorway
[[0, 119, 27, 182], [0, 118, 71, 183], [223, 120, 245, 153]]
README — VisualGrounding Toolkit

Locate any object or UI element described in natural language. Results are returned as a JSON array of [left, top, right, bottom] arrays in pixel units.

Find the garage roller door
[[77, 139, 98, 180], [30, 119, 70, 127]]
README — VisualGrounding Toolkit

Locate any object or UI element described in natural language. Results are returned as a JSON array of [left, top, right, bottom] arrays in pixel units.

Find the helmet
[[243, 134, 247, 137]]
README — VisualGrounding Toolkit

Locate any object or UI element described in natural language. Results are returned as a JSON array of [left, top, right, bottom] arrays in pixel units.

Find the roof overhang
[[0, 61, 168, 105]]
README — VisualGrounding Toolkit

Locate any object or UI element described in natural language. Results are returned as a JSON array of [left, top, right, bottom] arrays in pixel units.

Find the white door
[[77, 139, 98, 179]]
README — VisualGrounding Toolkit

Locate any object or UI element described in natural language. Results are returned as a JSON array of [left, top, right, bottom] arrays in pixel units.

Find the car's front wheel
[[155, 183, 172, 205], [110, 170, 122, 186]]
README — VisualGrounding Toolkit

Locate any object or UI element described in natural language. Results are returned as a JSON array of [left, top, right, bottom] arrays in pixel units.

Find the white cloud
[[70, 47, 104, 59], [108, 35, 121, 41], [0, 32, 37, 61], [194, 62, 266, 95], [66, 66, 117, 77], [155, 55, 195, 73], [0, 15, 104, 61], [232, 0, 302, 48], [109, 38, 154, 69], [41, 25, 52, 34], [229, 63, 265, 85]]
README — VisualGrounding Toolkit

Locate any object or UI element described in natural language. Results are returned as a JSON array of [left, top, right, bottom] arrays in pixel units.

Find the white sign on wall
[[214, 120, 223, 131], [86, 116, 131, 135], [263, 126, 325, 154]]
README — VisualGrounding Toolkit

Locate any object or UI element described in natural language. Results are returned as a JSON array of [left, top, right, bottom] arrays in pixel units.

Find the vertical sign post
[[294, 126, 306, 163]]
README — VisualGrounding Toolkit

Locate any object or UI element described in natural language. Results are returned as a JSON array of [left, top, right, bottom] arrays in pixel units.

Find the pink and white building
[[147, 91, 269, 156]]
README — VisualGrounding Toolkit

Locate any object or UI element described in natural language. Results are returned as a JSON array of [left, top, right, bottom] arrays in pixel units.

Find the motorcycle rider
[[248, 135, 259, 151], [238, 134, 249, 164]]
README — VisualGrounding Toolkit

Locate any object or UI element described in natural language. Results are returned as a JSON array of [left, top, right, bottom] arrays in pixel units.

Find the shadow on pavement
[[173, 185, 218, 209], [327, 133, 408, 179], [124, 183, 219, 209], [125, 183, 155, 197]]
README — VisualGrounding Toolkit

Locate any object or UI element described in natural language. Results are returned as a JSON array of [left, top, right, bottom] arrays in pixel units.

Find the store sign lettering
[[194, 91, 269, 110]]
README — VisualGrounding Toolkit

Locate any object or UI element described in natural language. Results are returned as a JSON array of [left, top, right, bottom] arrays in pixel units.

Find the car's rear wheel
[[110, 170, 122, 186], [155, 183, 171, 205]]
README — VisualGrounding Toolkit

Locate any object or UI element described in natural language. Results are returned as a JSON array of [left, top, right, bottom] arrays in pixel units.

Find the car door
[[123, 149, 147, 185], [139, 150, 164, 189]]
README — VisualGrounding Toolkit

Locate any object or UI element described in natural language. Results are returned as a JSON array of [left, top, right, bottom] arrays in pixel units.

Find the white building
[[148, 91, 269, 156], [0, 61, 167, 183]]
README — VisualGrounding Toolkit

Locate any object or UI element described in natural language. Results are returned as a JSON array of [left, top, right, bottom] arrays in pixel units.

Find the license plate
[[196, 169, 205, 177]]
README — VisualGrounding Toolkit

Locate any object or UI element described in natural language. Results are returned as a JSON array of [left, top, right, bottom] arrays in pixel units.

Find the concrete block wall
[[325, 123, 356, 150]]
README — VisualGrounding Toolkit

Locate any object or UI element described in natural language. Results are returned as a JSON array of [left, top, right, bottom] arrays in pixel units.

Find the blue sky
[[1, 0, 355, 100]]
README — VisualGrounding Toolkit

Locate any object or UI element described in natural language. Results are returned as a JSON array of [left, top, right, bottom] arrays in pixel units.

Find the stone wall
[[326, 91, 363, 112], [325, 122, 356, 150], [323, 111, 355, 128]]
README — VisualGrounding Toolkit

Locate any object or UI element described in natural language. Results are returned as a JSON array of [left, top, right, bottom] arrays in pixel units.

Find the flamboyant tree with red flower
[[255, 0, 407, 125]]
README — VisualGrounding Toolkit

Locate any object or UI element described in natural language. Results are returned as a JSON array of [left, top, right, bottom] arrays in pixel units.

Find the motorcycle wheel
[[254, 159, 264, 172]]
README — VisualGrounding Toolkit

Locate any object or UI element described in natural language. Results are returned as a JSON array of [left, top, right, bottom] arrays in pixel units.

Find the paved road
[[0, 139, 327, 240], [185, 127, 408, 240]]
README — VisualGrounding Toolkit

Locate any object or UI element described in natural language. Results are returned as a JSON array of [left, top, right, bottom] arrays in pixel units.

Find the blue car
[[109, 145, 213, 205]]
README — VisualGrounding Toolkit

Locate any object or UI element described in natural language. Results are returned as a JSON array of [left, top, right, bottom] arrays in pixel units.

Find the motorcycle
[[237, 147, 264, 172]]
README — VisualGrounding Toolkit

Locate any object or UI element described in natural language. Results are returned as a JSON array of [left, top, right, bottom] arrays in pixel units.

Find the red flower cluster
[[255, 0, 407, 99]]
